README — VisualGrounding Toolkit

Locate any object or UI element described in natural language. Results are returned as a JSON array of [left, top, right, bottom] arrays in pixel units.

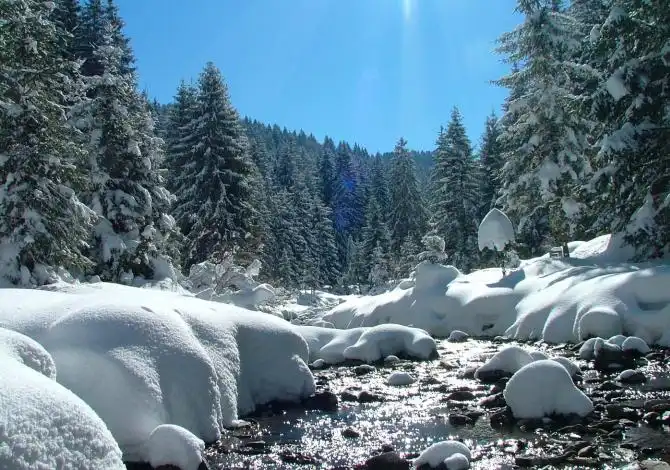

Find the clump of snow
[[0, 283, 315, 461], [578, 306, 622, 340], [478, 208, 515, 252], [448, 330, 469, 342], [579, 337, 601, 359], [529, 350, 549, 361], [310, 359, 327, 369], [607, 334, 628, 347], [475, 346, 535, 378], [0, 341, 125, 469], [443, 453, 470, 470], [297, 324, 436, 364], [413, 261, 461, 292], [621, 336, 650, 354], [384, 354, 400, 364], [605, 70, 629, 101], [144, 424, 205, 470], [414, 440, 471, 468], [387, 371, 416, 386], [504, 360, 593, 419], [551, 356, 581, 377]]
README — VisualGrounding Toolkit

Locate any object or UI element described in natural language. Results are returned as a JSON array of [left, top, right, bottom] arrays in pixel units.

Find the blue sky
[[116, 0, 521, 153]]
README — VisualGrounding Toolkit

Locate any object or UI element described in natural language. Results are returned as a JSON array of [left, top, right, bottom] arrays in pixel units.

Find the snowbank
[[504, 360, 593, 419], [322, 234, 670, 345], [0, 329, 125, 469], [414, 441, 471, 468], [0, 283, 315, 461]]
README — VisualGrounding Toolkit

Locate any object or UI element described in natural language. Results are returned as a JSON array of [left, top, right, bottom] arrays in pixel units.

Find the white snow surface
[[0, 283, 316, 461], [475, 346, 535, 377], [414, 440, 471, 468], [504, 360, 594, 418], [478, 208, 516, 251], [0, 332, 125, 469], [322, 235, 670, 345], [144, 424, 205, 470], [387, 371, 416, 386]]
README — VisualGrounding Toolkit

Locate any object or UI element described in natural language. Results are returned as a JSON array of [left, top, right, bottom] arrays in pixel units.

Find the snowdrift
[[322, 234, 670, 344]]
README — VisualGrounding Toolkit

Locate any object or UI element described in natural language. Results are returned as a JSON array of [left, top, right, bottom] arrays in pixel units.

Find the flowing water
[[204, 339, 670, 469]]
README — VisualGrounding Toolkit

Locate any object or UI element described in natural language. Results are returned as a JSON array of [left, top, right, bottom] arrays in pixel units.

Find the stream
[[203, 338, 670, 469]]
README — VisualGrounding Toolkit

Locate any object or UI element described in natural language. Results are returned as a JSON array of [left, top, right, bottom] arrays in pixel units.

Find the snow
[[414, 441, 471, 468], [475, 346, 535, 378], [0, 283, 315, 461], [387, 371, 416, 386], [622, 336, 651, 354], [144, 424, 205, 470], [605, 71, 629, 101], [321, 234, 670, 345], [478, 208, 515, 252], [443, 453, 471, 470], [504, 360, 594, 418], [0, 334, 125, 469], [447, 330, 469, 342]]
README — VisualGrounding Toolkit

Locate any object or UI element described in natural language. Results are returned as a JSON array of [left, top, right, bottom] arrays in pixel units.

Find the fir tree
[[0, 0, 93, 283], [478, 112, 504, 218]]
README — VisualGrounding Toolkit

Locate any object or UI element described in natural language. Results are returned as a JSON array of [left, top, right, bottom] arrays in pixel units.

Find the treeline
[[1, 0, 668, 290]]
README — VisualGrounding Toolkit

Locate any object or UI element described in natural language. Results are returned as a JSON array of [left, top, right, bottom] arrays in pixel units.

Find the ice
[[414, 441, 471, 468], [504, 360, 593, 418], [144, 424, 205, 470], [478, 208, 515, 252], [0, 334, 124, 469], [387, 371, 416, 386]]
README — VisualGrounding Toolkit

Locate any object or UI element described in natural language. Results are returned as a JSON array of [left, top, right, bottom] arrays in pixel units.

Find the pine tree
[[478, 112, 504, 218], [318, 137, 336, 207], [0, 0, 93, 284], [183, 62, 259, 268], [78, 0, 106, 78], [359, 197, 392, 284], [429, 109, 480, 272], [388, 138, 427, 266], [496, 0, 592, 253]]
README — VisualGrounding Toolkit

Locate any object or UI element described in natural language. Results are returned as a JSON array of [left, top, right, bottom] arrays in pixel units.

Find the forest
[[1, 0, 668, 290]]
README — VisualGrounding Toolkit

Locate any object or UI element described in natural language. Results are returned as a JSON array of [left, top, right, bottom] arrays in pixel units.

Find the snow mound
[[144, 424, 205, 470], [551, 356, 581, 377], [387, 371, 416, 386], [296, 324, 436, 364], [414, 440, 471, 468], [322, 234, 670, 345], [478, 208, 515, 252], [448, 330, 469, 342], [0, 342, 125, 469], [0, 283, 315, 461], [504, 360, 593, 418], [621, 336, 650, 354], [475, 346, 535, 378]]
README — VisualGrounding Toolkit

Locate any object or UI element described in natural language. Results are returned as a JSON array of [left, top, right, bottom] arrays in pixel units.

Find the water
[[205, 339, 669, 469]]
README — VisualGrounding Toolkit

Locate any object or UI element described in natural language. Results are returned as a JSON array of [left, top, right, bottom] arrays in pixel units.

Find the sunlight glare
[[401, 0, 413, 21]]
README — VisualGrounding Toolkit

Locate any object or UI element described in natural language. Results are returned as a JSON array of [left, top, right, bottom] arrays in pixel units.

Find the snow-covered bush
[[418, 234, 447, 263]]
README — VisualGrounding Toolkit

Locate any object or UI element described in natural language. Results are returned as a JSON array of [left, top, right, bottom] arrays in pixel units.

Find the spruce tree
[[0, 0, 93, 284], [429, 109, 480, 272], [183, 62, 258, 268], [478, 112, 504, 217]]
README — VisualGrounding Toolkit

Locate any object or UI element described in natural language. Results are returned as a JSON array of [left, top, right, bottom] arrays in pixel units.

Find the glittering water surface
[[205, 339, 670, 469]]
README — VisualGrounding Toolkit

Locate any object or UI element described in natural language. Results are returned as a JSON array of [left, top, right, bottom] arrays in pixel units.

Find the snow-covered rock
[[475, 346, 535, 379], [551, 356, 581, 377], [504, 360, 593, 418], [414, 440, 471, 468], [387, 371, 416, 386], [0, 335, 125, 469], [447, 330, 469, 342], [0, 283, 315, 461], [144, 424, 205, 470], [622, 336, 651, 355], [478, 208, 515, 252]]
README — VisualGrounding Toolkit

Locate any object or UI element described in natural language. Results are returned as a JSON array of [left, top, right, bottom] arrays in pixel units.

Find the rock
[[474, 369, 510, 383], [644, 399, 670, 413], [479, 392, 506, 408], [459, 367, 477, 379], [342, 427, 360, 438], [303, 391, 338, 412], [446, 390, 476, 401], [661, 412, 670, 425], [515, 455, 538, 467], [606, 404, 639, 421], [644, 412, 660, 424], [355, 365, 376, 376], [384, 355, 401, 365], [447, 330, 469, 342], [490, 408, 514, 428], [242, 440, 266, 450], [310, 359, 327, 369], [617, 369, 647, 384], [358, 391, 385, 403], [599, 381, 621, 391], [577, 446, 596, 458], [341, 390, 359, 402], [364, 451, 411, 470], [387, 371, 416, 386], [640, 461, 670, 470], [448, 413, 473, 426], [594, 341, 635, 372]]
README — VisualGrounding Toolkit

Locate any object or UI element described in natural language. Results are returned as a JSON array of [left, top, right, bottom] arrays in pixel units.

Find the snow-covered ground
[[321, 234, 670, 345]]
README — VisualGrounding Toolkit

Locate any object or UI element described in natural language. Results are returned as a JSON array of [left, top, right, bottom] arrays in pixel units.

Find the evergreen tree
[[388, 138, 427, 267], [318, 137, 336, 207], [429, 109, 480, 271], [182, 62, 258, 268], [78, 0, 106, 77], [358, 197, 392, 284], [478, 112, 504, 217], [496, 0, 592, 253], [0, 0, 93, 283]]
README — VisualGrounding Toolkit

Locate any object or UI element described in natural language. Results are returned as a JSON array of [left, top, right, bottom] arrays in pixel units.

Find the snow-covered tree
[[478, 112, 504, 218], [0, 0, 93, 284], [430, 109, 480, 271], [496, 0, 592, 253]]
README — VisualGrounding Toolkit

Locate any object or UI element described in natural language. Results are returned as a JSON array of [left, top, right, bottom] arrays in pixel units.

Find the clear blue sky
[[116, 0, 521, 153]]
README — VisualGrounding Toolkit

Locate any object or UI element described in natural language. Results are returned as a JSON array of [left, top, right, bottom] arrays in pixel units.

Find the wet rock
[[448, 413, 473, 426], [465, 411, 483, 422], [644, 399, 670, 413], [646, 352, 665, 361], [358, 391, 384, 403], [490, 408, 514, 429], [606, 404, 639, 421], [577, 445, 596, 457], [364, 451, 411, 470], [640, 460, 670, 470], [422, 376, 441, 385], [643, 412, 660, 424], [459, 366, 477, 379], [599, 381, 622, 391], [242, 440, 266, 450], [594, 342, 635, 372], [474, 369, 510, 383], [384, 355, 401, 365], [341, 390, 359, 402], [354, 365, 376, 376], [617, 369, 647, 384], [342, 427, 361, 438], [515, 455, 539, 467], [446, 390, 476, 401], [279, 450, 320, 465], [304, 391, 338, 412], [661, 412, 670, 425], [479, 392, 506, 408]]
